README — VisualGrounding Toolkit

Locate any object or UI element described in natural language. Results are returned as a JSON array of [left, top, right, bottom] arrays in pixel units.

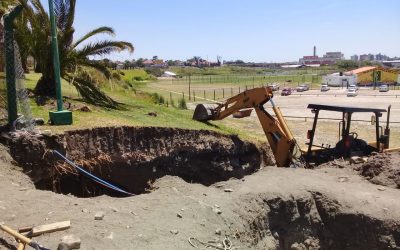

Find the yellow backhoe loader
[[193, 87, 393, 167]]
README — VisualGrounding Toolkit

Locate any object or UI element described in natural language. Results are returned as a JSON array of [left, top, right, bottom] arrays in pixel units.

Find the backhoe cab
[[304, 104, 392, 165]]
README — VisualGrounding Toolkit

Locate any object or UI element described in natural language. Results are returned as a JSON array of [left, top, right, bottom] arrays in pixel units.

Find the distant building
[[161, 71, 177, 78], [347, 66, 398, 85], [322, 73, 357, 87], [299, 51, 344, 65], [350, 55, 359, 61], [375, 53, 389, 61], [382, 60, 400, 68], [359, 54, 374, 61], [323, 66, 399, 86]]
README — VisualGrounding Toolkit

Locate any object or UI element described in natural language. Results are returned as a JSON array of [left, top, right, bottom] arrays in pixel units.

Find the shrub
[[151, 93, 165, 105], [133, 76, 145, 81], [112, 72, 122, 81], [178, 98, 187, 109]]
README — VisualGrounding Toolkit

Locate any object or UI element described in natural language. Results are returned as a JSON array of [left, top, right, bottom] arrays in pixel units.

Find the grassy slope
[[23, 73, 245, 138]]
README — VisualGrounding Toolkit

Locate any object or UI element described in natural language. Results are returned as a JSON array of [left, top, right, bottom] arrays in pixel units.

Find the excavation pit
[[8, 126, 272, 197]]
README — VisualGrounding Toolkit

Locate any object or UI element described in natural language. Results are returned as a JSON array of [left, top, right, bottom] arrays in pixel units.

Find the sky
[[49, 0, 400, 62]]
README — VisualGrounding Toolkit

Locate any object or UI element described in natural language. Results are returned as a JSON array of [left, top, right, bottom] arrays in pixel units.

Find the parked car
[[379, 84, 389, 92], [320, 85, 330, 92], [296, 84, 310, 92], [281, 88, 292, 96], [347, 89, 358, 97], [267, 84, 280, 91], [348, 84, 358, 91]]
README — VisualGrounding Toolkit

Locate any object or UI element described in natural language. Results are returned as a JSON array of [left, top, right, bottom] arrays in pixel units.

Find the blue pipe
[[53, 150, 134, 196]]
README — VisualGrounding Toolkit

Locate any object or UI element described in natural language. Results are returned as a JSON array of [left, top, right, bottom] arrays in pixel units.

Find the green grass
[[19, 73, 247, 139], [119, 69, 150, 82]]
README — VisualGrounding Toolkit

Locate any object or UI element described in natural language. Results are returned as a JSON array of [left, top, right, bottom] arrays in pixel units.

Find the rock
[[106, 232, 114, 240], [94, 212, 105, 220], [57, 235, 81, 250], [272, 231, 279, 239], [130, 211, 138, 216], [110, 207, 119, 212], [77, 106, 92, 112], [177, 213, 183, 218], [338, 176, 349, 182], [290, 242, 306, 250], [378, 187, 386, 191], [147, 112, 157, 117], [170, 229, 179, 235], [215, 228, 222, 235], [81, 209, 88, 213], [41, 130, 52, 136], [224, 188, 233, 192], [350, 156, 364, 164], [34, 118, 45, 126], [213, 208, 222, 215]]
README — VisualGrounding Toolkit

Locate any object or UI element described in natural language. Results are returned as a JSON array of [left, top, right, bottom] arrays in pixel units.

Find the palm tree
[[16, 0, 134, 108], [1, 0, 17, 72]]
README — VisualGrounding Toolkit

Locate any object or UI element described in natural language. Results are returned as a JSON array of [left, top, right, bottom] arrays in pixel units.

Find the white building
[[322, 72, 357, 87], [161, 71, 177, 78]]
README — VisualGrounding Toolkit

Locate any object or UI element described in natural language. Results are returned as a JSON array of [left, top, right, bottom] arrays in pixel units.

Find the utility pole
[[48, 0, 72, 125]]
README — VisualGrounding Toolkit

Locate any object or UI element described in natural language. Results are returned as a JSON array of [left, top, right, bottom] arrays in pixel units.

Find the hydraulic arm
[[193, 87, 296, 167]]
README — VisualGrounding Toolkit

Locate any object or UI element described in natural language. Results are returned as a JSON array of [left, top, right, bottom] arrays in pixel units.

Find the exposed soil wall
[[237, 191, 400, 249], [8, 126, 272, 197]]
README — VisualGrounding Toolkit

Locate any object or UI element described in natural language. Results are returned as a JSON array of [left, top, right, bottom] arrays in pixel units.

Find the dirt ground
[[1, 127, 400, 249]]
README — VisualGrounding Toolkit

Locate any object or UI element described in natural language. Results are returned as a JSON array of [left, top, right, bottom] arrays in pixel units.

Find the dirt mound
[[237, 190, 400, 249], [7, 126, 272, 197], [357, 152, 400, 189]]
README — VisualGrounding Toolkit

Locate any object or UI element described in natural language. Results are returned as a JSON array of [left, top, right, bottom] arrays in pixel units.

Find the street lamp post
[[48, 0, 72, 125]]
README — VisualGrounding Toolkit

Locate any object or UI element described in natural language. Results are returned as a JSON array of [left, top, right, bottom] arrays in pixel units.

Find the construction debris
[[57, 235, 81, 250]]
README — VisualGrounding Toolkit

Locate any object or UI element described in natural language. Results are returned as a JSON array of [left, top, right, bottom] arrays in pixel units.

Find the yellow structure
[[346, 67, 399, 85]]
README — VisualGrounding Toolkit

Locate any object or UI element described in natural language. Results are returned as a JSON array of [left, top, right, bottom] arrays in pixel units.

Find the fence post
[[213, 90, 216, 100], [223, 88, 225, 98], [182, 92, 185, 100], [204, 90, 206, 99], [231, 88, 233, 96], [193, 91, 195, 101], [239, 86, 241, 93], [170, 92, 172, 104]]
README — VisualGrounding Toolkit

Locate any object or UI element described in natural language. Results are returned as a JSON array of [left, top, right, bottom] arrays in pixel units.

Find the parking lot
[[209, 87, 400, 148]]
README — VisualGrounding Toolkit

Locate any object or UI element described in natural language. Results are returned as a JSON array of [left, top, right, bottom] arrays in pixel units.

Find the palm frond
[[79, 60, 112, 79], [72, 26, 115, 49], [53, 0, 75, 31], [77, 40, 134, 57], [65, 72, 119, 109]]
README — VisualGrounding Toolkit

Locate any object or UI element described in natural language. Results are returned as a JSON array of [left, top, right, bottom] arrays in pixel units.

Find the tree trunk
[[34, 72, 56, 96]]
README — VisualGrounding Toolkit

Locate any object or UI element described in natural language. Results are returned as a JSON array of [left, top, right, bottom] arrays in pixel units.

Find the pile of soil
[[7, 126, 273, 196], [1, 127, 400, 249], [357, 152, 400, 189]]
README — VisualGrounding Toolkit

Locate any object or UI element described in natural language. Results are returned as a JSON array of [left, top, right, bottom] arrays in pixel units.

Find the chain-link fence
[[0, 22, 7, 125]]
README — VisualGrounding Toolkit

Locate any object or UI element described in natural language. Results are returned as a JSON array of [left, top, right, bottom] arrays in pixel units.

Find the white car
[[296, 84, 310, 92], [348, 84, 358, 91], [267, 84, 280, 91], [379, 85, 389, 92], [347, 89, 358, 97], [320, 85, 330, 92]]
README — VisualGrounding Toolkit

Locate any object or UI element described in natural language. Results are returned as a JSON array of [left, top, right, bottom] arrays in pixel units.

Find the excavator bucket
[[193, 104, 218, 121]]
